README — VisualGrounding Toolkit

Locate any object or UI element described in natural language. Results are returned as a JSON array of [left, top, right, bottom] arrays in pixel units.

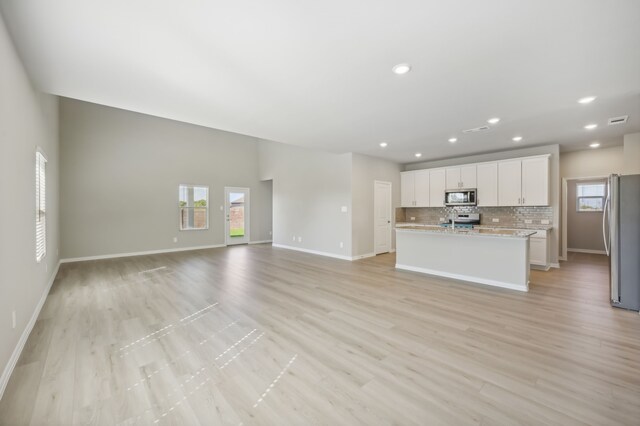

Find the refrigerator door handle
[[602, 195, 609, 256]]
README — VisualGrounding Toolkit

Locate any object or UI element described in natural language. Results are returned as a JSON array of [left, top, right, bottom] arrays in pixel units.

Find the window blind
[[36, 151, 47, 262]]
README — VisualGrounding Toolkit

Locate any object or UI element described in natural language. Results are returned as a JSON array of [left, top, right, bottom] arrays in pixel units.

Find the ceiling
[[1, 0, 639, 163]]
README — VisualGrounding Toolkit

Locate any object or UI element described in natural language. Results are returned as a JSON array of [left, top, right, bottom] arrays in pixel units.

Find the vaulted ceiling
[[1, 0, 639, 162]]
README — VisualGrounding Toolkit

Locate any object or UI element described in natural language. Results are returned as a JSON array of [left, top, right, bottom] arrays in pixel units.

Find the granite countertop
[[396, 222, 553, 231], [396, 224, 536, 239]]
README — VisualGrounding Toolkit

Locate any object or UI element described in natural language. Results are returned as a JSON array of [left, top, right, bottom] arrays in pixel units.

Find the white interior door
[[225, 187, 250, 245], [374, 181, 392, 255]]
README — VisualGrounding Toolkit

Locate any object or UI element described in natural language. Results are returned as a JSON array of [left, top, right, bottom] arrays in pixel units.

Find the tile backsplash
[[396, 206, 553, 229]]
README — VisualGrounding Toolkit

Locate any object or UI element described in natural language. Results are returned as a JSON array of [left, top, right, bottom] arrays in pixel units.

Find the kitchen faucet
[[450, 210, 459, 230]]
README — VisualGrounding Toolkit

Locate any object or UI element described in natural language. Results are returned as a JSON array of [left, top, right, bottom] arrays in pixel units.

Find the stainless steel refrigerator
[[603, 174, 640, 311]]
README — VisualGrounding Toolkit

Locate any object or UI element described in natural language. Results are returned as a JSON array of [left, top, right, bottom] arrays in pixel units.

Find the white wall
[[0, 14, 59, 397], [258, 140, 353, 258], [405, 144, 561, 264], [60, 99, 272, 259], [351, 154, 401, 257], [623, 132, 640, 175]]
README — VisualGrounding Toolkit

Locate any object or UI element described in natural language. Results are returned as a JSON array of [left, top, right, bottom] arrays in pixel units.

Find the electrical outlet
[[439, 217, 445, 222], [341, 206, 348, 213], [339, 242, 344, 248], [524, 219, 533, 224], [173, 237, 178, 243], [12, 311, 16, 329], [292, 235, 296, 242], [541, 220, 550, 225], [269, 231, 272, 236], [492, 218, 500, 223], [298, 236, 302, 243], [410, 217, 416, 221]]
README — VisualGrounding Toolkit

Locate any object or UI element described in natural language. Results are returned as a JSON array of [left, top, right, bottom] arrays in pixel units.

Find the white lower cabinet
[[528, 229, 550, 270]]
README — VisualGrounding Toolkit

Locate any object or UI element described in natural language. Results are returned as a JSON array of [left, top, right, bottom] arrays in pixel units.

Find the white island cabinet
[[396, 226, 535, 291]]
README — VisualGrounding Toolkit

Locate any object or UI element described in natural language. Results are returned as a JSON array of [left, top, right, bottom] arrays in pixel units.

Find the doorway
[[561, 176, 608, 259], [374, 180, 392, 255], [225, 187, 250, 245]]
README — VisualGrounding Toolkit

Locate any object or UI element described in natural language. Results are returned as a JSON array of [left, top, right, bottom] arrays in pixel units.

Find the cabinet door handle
[[522, 197, 525, 204], [518, 197, 521, 204]]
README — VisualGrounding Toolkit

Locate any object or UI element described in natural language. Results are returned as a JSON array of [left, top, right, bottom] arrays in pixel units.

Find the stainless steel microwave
[[445, 189, 477, 206]]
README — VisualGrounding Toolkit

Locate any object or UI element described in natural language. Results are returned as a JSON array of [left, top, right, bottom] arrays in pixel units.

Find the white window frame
[[576, 182, 605, 212], [178, 184, 210, 231], [35, 148, 47, 262]]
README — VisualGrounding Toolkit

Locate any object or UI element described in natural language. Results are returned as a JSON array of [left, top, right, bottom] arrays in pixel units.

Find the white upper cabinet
[[498, 156, 550, 206], [401, 171, 415, 207], [460, 165, 477, 189], [498, 160, 522, 206], [401, 155, 549, 208], [446, 165, 476, 189], [521, 156, 549, 206], [401, 170, 430, 207], [414, 169, 430, 207], [445, 167, 461, 189], [476, 162, 498, 206], [429, 169, 446, 207]]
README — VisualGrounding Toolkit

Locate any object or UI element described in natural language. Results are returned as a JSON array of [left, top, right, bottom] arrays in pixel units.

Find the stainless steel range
[[439, 213, 480, 229]]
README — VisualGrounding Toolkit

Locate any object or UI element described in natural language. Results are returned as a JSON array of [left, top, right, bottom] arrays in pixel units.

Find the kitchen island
[[395, 225, 536, 291]]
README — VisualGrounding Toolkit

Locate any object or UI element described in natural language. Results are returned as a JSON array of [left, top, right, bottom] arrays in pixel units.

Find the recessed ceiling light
[[590, 142, 600, 148], [448, 138, 457, 143], [392, 63, 411, 75], [512, 136, 523, 142], [584, 123, 598, 130], [379, 142, 388, 148], [578, 96, 597, 104], [487, 117, 501, 125], [415, 152, 422, 158]]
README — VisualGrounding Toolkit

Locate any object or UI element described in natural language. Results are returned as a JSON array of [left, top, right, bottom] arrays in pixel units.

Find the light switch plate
[[541, 220, 550, 225], [492, 218, 500, 223], [524, 219, 533, 224], [439, 217, 445, 222], [410, 217, 416, 221], [341, 206, 348, 213]]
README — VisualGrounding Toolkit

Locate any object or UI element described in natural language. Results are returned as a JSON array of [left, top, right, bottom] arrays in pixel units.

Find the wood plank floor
[[1, 246, 639, 425]]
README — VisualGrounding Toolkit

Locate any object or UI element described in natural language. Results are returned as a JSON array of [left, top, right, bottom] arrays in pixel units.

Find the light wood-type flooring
[[0, 246, 639, 425]]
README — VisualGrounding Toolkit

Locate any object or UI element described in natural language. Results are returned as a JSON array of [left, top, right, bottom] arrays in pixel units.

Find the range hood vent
[[462, 125, 491, 133], [608, 115, 628, 126]]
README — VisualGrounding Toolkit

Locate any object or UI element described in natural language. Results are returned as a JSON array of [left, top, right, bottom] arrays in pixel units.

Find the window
[[576, 182, 605, 212], [179, 185, 209, 230], [35, 150, 47, 262]]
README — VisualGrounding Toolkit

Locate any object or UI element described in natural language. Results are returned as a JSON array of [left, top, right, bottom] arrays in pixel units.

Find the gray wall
[[560, 146, 624, 179], [405, 144, 561, 264], [623, 132, 640, 175], [258, 140, 353, 258], [60, 99, 272, 259], [351, 153, 401, 257], [567, 179, 607, 252], [0, 14, 59, 393]]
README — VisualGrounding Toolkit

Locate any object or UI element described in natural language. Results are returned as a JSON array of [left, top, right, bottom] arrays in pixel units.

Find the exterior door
[[225, 187, 250, 245], [374, 181, 392, 255]]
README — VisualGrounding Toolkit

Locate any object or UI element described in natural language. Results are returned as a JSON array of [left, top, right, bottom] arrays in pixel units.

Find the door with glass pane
[[225, 187, 250, 245]]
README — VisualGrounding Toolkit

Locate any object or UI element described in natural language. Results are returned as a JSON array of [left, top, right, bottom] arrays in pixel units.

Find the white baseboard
[[352, 253, 375, 261], [272, 244, 353, 261], [390, 248, 396, 253], [249, 240, 272, 245], [531, 264, 551, 271], [567, 248, 607, 255], [0, 261, 60, 400], [550, 262, 560, 268], [395, 263, 528, 292], [60, 244, 227, 263]]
